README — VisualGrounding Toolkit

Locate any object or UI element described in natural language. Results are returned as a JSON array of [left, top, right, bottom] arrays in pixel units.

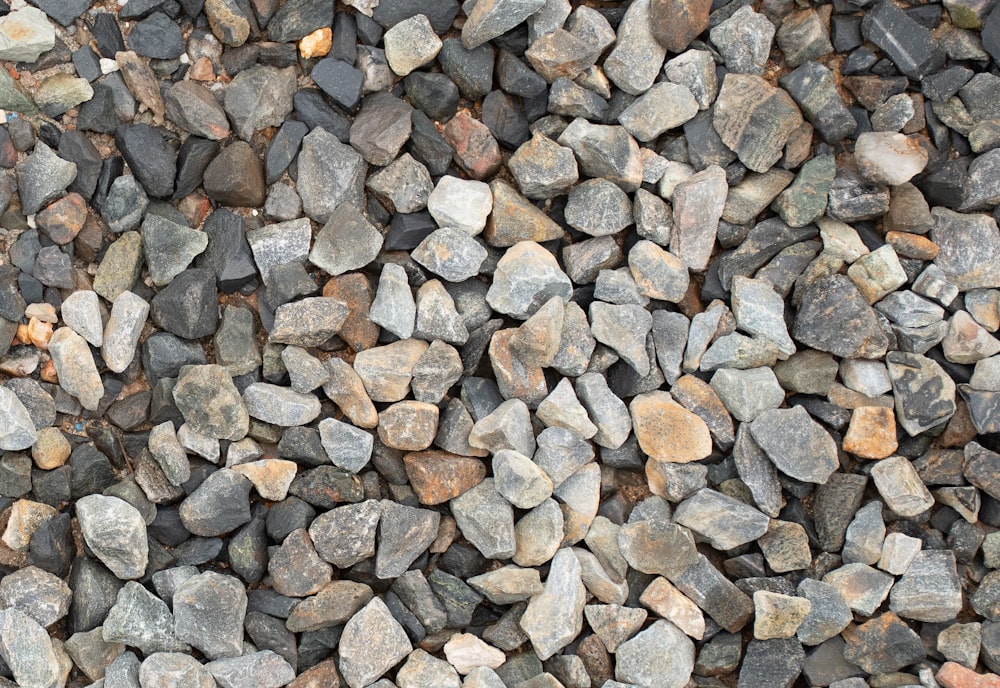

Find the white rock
[[443, 634, 506, 675], [427, 176, 493, 236]]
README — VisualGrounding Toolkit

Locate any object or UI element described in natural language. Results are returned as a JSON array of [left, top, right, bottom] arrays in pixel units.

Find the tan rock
[[443, 633, 506, 674], [2, 499, 57, 552], [640, 577, 705, 639], [232, 459, 297, 501], [32, 427, 71, 470], [753, 590, 812, 640], [378, 401, 439, 451], [299, 27, 332, 59], [843, 406, 899, 459], [630, 391, 712, 463]]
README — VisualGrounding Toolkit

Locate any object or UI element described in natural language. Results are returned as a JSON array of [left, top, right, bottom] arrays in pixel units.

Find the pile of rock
[[0, 0, 999, 686]]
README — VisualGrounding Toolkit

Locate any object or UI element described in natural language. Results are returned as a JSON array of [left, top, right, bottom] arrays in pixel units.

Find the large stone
[[76, 495, 148, 580], [338, 598, 412, 688], [519, 548, 587, 660], [173, 365, 249, 441], [714, 73, 804, 173], [750, 407, 839, 484], [616, 620, 695, 688], [296, 127, 367, 224]]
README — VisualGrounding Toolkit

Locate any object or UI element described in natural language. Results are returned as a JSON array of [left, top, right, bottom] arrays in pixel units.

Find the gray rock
[[0, 566, 69, 629], [589, 302, 653, 376], [565, 179, 632, 237], [318, 417, 373, 473], [139, 653, 215, 688], [366, 153, 433, 214], [796, 579, 852, 646], [557, 118, 643, 191], [750, 406, 839, 483], [385, 14, 443, 75], [871, 455, 934, 518], [671, 165, 728, 271], [486, 241, 572, 319], [376, 500, 440, 579], [428, 175, 493, 235], [349, 91, 414, 166], [281, 347, 328, 394], [16, 142, 77, 215], [823, 564, 894, 617], [178, 468, 253, 537], [793, 275, 889, 359], [60, 290, 103, 348], [890, 550, 962, 622], [709, 6, 775, 75], [493, 449, 553, 509], [0, 386, 37, 452], [102, 291, 148, 374], [369, 263, 416, 340], [310, 202, 384, 277], [101, 174, 148, 234], [931, 207, 1000, 291], [165, 80, 231, 140], [886, 351, 957, 436], [148, 422, 190, 487], [269, 297, 350, 347], [616, 620, 695, 688], [173, 571, 247, 659], [710, 367, 786, 422], [415, 280, 469, 344], [243, 383, 321, 427], [268, 528, 332, 597], [297, 127, 367, 224], [773, 155, 836, 227], [451, 478, 516, 559], [462, 0, 546, 50], [842, 501, 885, 566], [338, 598, 412, 688], [0, 608, 61, 688], [508, 133, 579, 200], [76, 494, 148, 580], [603, 0, 666, 95], [674, 488, 771, 550], [103, 582, 188, 655], [0, 7, 55, 62], [519, 548, 587, 660], [215, 306, 261, 377], [223, 66, 296, 141], [309, 500, 381, 568], [619, 82, 699, 141], [205, 651, 296, 688], [246, 217, 311, 287], [173, 365, 249, 441], [413, 228, 488, 282]]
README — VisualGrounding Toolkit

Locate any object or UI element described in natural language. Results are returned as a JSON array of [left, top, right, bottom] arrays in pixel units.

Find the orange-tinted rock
[[403, 451, 487, 505], [886, 230, 939, 260], [489, 328, 549, 408], [443, 110, 502, 180], [629, 391, 713, 463], [842, 406, 898, 459], [649, 0, 711, 52], [36, 192, 87, 244], [938, 662, 1000, 688], [288, 659, 342, 688], [300, 27, 333, 59], [378, 401, 439, 451], [25, 317, 52, 349], [190, 55, 216, 81], [323, 273, 380, 352]]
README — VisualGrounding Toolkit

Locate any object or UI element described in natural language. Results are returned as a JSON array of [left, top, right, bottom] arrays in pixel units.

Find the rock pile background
[[0, 0, 999, 686]]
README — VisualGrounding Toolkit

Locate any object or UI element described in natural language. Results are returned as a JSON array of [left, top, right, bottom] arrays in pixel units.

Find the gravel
[[0, 1, 1000, 687]]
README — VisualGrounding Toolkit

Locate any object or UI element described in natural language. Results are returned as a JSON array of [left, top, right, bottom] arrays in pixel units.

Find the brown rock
[[288, 659, 342, 688], [403, 451, 487, 505], [886, 231, 939, 260], [937, 662, 1000, 688], [443, 111, 502, 181], [203, 141, 266, 207], [115, 51, 165, 120], [630, 391, 713, 463], [844, 406, 899, 459], [190, 56, 216, 81], [323, 274, 380, 352], [489, 328, 549, 408], [378, 401, 440, 451], [36, 192, 87, 245], [649, 0, 712, 52], [577, 633, 614, 687], [484, 180, 565, 247]]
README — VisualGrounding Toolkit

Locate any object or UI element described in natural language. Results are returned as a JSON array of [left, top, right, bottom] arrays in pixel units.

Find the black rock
[[59, 130, 101, 201], [438, 38, 495, 101], [150, 268, 220, 340], [737, 639, 805, 688], [277, 426, 328, 466], [27, 0, 92, 25], [266, 0, 333, 42], [330, 12, 357, 63], [203, 140, 266, 207], [1, 265, 32, 320], [77, 83, 119, 135], [229, 517, 268, 584], [72, 45, 102, 82], [404, 72, 460, 123], [28, 512, 74, 578], [287, 466, 364, 509], [355, 12, 383, 44], [408, 110, 454, 177], [173, 136, 220, 200], [68, 557, 124, 634], [70, 444, 118, 498], [861, 0, 945, 80], [385, 210, 437, 251], [179, 468, 253, 537], [265, 120, 308, 185], [18, 272, 43, 307], [922, 66, 974, 102], [830, 15, 862, 52], [311, 58, 364, 113], [148, 506, 192, 547], [496, 50, 547, 99], [481, 90, 530, 149], [265, 496, 316, 543], [259, 41, 299, 68], [196, 209, 258, 293], [245, 611, 298, 671], [120, 0, 170, 19], [116, 124, 177, 198], [780, 61, 857, 145], [128, 12, 186, 59], [9, 230, 39, 275], [372, 0, 459, 33], [293, 89, 351, 142], [90, 12, 126, 58]]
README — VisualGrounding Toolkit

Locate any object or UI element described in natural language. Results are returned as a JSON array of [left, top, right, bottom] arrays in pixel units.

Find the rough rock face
[[1, 2, 1000, 688]]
